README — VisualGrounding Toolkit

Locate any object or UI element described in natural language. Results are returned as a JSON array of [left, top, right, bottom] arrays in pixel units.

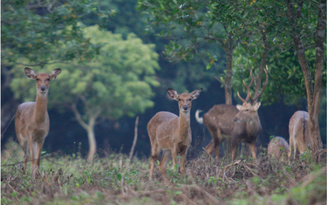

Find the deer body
[[267, 136, 289, 161], [15, 67, 61, 176], [288, 111, 310, 159], [196, 105, 238, 159], [148, 88, 202, 183]]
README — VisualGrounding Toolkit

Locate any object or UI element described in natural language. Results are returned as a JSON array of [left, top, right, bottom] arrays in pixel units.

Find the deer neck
[[178, 111, 190, 137], [33, 93, 48, 123], [246, 115, 262, 137]]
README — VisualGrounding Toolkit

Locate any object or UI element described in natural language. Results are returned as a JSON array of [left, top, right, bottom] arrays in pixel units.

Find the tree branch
[[71, 103, 88, 130]]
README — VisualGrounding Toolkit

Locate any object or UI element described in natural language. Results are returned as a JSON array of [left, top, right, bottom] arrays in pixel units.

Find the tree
[[138, 0, 256, 105], [285, 0, 326, 160], [1, 0, 113, 66], [10, 25, 160, 162]]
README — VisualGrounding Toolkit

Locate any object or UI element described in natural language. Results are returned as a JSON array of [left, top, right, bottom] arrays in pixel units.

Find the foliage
[[2, 0, 113, 66], [10, 25, 160, 120], [231, 0, 326, 106]]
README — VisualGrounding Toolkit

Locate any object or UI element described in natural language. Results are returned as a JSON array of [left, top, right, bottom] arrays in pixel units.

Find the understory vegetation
[[1, 138, 326, 205]]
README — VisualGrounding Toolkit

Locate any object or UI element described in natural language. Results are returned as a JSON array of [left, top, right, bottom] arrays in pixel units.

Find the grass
[[1, 138, 327, 205]]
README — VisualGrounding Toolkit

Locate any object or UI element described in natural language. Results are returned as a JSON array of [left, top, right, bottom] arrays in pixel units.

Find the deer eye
[[178, 99, 181, 101], [189, 98, 192, 101], [245, 109, 249, 111], [36, 78, 39, 81], [47, 78, 50, 81]]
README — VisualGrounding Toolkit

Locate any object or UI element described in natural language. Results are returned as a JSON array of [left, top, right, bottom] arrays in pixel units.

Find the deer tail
[[195, 110, 204, 124]]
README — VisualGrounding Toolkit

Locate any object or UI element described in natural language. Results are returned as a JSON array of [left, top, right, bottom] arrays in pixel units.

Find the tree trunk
[[286, 0, 324, 161], [310, 0, 326, 160], [254, 28, 269, 97], [224, 35, 233, 105], [86, 122, 96, 163], [71, 103, 99, 163]]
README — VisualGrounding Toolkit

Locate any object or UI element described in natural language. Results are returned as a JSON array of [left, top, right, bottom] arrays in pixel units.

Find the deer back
[[267, 136, 289, 160], [289, 111, 311, 152], [203, 104, 238, 136], [147, 111, 184, 149]]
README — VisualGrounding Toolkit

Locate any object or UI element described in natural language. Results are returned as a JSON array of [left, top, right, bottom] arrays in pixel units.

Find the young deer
[[288, 111, 311, 159], [196, 67, 268, 161], [15, 67, 61, 176], [267, 136, 289, 161], [148, 88, 202, 183]]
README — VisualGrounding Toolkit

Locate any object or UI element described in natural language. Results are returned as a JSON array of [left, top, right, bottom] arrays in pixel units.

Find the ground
[[1, 138, 327, 205]]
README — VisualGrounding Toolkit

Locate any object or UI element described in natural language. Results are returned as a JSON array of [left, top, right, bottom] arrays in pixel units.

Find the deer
[[195, 67, 268, 161], [288, 111, 311, 160], [148, 88, 202, 183], [267, 136, 289, 161], [15, 67, 61, 177]]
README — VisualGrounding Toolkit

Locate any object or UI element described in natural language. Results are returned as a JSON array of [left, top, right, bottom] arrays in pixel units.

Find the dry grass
[[1, 138, 327, 205]]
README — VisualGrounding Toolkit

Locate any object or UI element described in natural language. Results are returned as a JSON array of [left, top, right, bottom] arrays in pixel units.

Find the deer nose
[[40, 86, 46, 91], [183, 105, 188, 111]]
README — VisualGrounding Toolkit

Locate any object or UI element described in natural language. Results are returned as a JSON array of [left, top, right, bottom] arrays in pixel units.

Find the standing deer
[[288, 111, 311, 159], [148, 88, 202, 183], [196, 67, 268, 161], [15, 67, 61, 176], [267, 136, 289, 161]]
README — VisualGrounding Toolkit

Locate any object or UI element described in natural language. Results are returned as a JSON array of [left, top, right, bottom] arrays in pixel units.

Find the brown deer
[[267, 136, 289, 161], [15, 67, 61, 176], [148, 88, 202, 183], [288, 111, 311, 159], [196, 67, 268, 161]]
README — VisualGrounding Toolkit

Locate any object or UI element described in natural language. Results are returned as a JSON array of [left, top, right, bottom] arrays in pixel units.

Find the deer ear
[[254, 102, 261, 110], [24, 67, 37, 79], [236, 105, 242, 110], [49, 68, 62, 80], [167, 88, 179, 100], [190, 88, 203, 100]]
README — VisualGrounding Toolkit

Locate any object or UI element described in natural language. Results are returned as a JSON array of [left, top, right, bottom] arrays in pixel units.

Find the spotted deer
[[148, 88, 202, 183], [15, 67, 61, 176], [288, 111, 311, 159], [267, 136, 289, 161], [196, 67, 268, 161]]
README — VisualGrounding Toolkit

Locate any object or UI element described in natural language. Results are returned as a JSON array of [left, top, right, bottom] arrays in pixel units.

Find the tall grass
[[1, 138, 326, 205]]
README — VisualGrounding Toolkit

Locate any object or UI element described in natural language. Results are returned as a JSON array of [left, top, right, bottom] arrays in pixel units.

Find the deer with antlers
[[15, 67, 61, 177], [196, 67, 268, 161], [148, 88, 202, 183]]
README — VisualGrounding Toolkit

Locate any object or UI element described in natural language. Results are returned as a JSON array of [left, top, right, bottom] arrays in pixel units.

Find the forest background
[[1, 0, 327, 160]]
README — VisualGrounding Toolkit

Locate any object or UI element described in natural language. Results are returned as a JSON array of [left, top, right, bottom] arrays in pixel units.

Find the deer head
[[167, 88, 203, 115], [25, 67, 61, 96]]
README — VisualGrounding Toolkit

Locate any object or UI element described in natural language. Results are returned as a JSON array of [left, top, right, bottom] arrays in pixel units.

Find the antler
[[250, 65, 269, 103], [237, 69, 255, 103]]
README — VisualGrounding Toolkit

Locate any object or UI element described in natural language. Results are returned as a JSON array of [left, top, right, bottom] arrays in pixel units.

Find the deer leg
[[231, 136, 239, 161], [31, 142, 40, 177], [149, 143, 160, 181], [34, 140, 45, 176], [204, 140, 214, 157], [225, 137, 232, 156], [179, 145, 188, 175], [213, 131, 221, 160], [249, 141, 257, 161], [288, 136, 294, 160], [28, 138, 35, 176], [159, 150, 170, 184], [19, 137, 28, 173], [171, 146, 178, 170]]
